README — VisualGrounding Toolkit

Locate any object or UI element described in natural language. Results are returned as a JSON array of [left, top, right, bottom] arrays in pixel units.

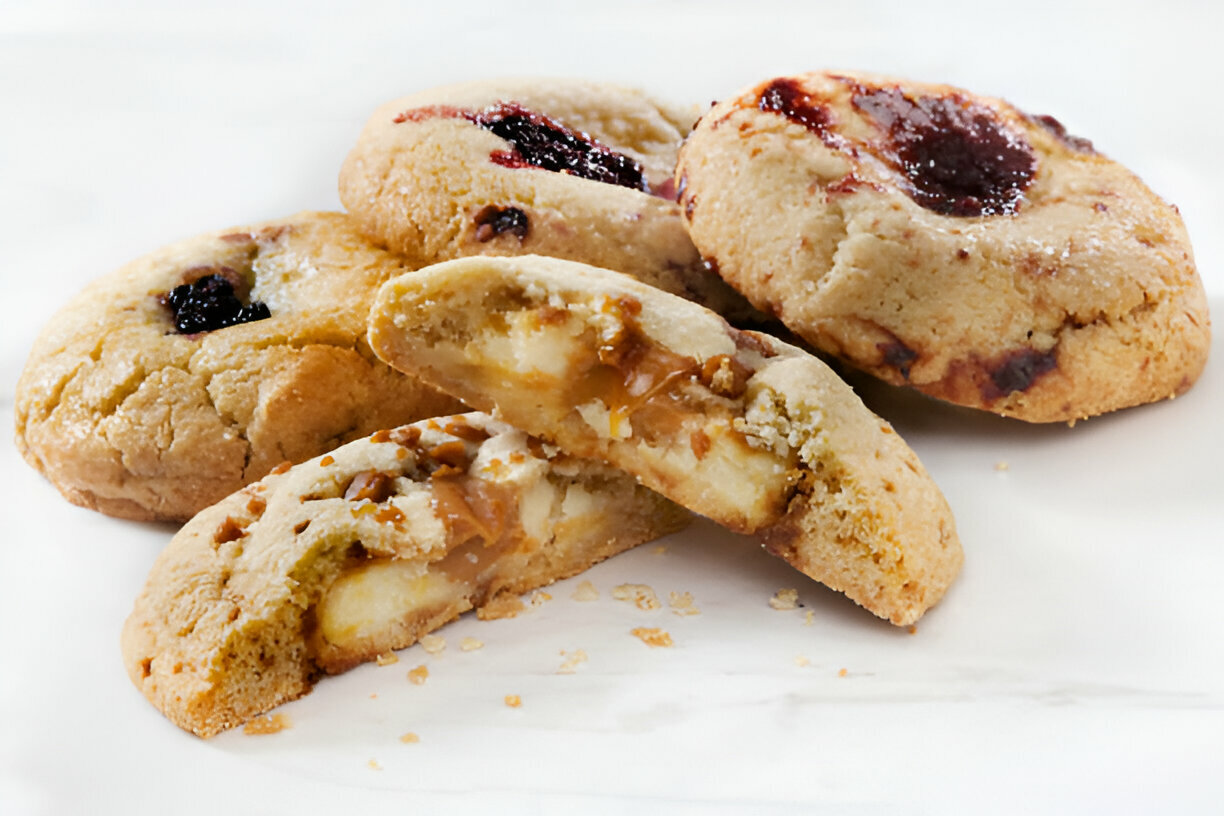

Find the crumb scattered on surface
[[769, 588, 799, 610], [612, 583, 661, 611], [242, 713, 292, 735], [504, 694, 522, 708], [407, 664, 429, 685], [668, 591, 700, 616], [369, 693, 377, 699], [530, 590, 552, 607], [375, 651, 399, 666], [653, 545, 668, 555], [478, 593, 525, 620], [630, 627, 674, 648], [368, 759, 382, 770], [803, 610, 815, 626], [420, 634, 446, 655], [460, 636, 484, 652], [994, 460, 1009, 471], [571, 580, 599, 601], [558, 648, 589, 674], [399, 732, 420, 744], [908, 625, 917, 635], [838, 667, 848, 677], [794, 655, 810, 667]]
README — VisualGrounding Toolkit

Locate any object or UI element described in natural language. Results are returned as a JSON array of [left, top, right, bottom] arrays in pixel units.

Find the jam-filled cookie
[[368, 256, 962, 625], [339, 78, 759, 322], [676, 71, 1210, 422], [121, 413, 689, 737], [15, 212, 462, 522]]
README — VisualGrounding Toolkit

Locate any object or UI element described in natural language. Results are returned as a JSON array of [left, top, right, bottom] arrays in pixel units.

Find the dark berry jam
[[984, 347, 1057, 400], [878, 339, 919, 381], [1028, 113, 1096, 154], [469, 103, 647, 191], [163, 273, 271, 334], [758, 78, 836, 143], [850, 85, 1036, 217], [473, 204, 530, 242]]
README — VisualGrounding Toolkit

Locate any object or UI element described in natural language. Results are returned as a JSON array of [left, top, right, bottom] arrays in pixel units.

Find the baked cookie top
[[121, 412, 689, 737], [368, 255, 961, 625], [15, 211, 461, 522], [339, 78, 760, 322], [677, 70, 1210, 422]]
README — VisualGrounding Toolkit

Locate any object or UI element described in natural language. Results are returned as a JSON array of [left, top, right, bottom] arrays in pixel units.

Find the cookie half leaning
[[15, 212, 462, 521], [677, 71, 1210, 422], [121, 412, 689, 737], [339, 78, 759, 323], [369, 256, 962, 625]]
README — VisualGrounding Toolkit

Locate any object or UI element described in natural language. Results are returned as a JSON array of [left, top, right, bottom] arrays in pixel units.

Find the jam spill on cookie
[[473, 204, 530, 242], [849, 83, 1036, 217], [984, 347, 1058, 400], [163, 273, 271, 334], [1028, 113, 1096, 154], [757, 78, 839, 145]]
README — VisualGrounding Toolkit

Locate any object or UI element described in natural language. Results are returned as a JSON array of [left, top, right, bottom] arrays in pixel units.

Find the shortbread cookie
[[339, 78, 759, 322], [121, 413, 689, 737], [14, 212, 462, 522], [676, 71, 1211, 422], [369, 256, 962, 625]]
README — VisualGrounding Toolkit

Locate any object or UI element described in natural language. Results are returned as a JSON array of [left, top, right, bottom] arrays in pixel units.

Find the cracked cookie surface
[[121, 412, 689, 737], [15, 212, 462, 522], [677, 70, 1210, 422], [339, 78, 761, 324], [368, 255, 961, 625]]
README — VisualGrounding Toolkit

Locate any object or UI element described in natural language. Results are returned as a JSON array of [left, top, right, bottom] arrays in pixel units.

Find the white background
[[2, 1, 1221, 813]]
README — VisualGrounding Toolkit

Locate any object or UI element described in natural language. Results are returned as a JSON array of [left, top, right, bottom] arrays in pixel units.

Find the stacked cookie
[[16, 73, 1210, 736]]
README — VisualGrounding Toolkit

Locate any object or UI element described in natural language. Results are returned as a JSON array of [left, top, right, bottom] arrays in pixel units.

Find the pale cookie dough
[[339, 78, 760, 323], [676, 70, 1210, 422], [14, 212, 462, 522], [368, 255, 962, 625], [121, 413, 689, 737]]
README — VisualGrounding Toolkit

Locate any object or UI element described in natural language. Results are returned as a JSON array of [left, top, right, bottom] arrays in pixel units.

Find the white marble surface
[[2, 2, 1222, 813]]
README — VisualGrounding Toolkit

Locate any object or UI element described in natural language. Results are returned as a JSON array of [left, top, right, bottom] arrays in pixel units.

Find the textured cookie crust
[[339, 78, 758, 322], [677, 71, 1210, 422], [121, 413, 689, 737], [369, 255, 961, 625], [15, 212, 462, 522]]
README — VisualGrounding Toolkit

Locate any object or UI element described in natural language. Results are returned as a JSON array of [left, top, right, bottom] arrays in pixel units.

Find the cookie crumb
[[803, 610, 815, 626], [504, 694, 522, 708], [460, 636, 484, 652], [794, 655, 811, 667], [375, 651, 399, 666], [668, 591, 700, 616], [369, 693, 378, 699], [571, 580, 599, 601], [612, 583, 661, 611], [320, 455, 335, 467], [994, 460, 1009, 471], [368, 759, 383, 771], [407, 664, 429, 685], [420, 634, 446, 655], [630, 627, 674, 648], [838, 667, 848, 677], [477, 593, 525, 620], [242, 713, 292, 735], [399, 732, 420, 744], [908, 625, 918, 635], [558, 648, 588, 674], [769, 588, 799, 610], [529, 590, 552, 607], [653, 545, 668, 555]]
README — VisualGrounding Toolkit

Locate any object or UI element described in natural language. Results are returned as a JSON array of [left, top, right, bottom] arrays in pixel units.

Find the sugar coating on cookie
[[677, 71, 1210, 422], [120, 413, 689, 737], [339, 78, 760, 322], [368, 255, 962, 625], [14, 212, 462, 521]]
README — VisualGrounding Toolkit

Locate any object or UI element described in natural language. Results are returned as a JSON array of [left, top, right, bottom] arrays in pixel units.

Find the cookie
[[368, 255, 962, 625], [338, 78, 760, 322], [676, 71, 1211, 422], [14, 212, 462, 522], [121, 412, 689, 737]]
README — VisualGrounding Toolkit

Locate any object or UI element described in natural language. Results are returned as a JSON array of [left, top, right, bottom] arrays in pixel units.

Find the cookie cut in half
[[339, 78, 759, 323], [676, 70, 1210, 422], [121, 413, 689, 737], [15, 212, 462, 522], [369, 255, 962, 625]]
